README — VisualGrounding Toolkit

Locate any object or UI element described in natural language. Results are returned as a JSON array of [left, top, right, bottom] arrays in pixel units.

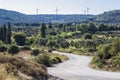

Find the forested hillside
[[88, 10, 120, 24], [0, 9, 93, 24]]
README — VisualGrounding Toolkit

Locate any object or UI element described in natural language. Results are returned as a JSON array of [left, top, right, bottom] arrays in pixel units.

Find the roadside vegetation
[[1, 20, 120, 79], [91, 37, 120, 71]]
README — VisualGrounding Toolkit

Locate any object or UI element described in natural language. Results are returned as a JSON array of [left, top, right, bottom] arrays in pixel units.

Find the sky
[[0, 0, 120, 15]]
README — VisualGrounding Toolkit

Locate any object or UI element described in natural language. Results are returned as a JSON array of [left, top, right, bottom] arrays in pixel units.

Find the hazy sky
[[0, 0, 120, 15]]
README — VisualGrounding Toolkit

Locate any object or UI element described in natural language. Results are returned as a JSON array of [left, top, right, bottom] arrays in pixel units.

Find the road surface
[[47, 51, 120, 80]]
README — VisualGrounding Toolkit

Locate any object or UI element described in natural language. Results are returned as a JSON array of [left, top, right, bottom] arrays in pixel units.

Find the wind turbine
[[36, 8, 40, 15], [86, 8, 90, 14], [84, 10, 87, 15], [54, 7, 60, 15]]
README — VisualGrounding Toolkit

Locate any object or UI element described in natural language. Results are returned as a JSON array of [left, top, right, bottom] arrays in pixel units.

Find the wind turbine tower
[[84, 10, 86, 15], [36, 8, 40, 15], [86, 8, 90, 14], [55, 7, 60, 15]]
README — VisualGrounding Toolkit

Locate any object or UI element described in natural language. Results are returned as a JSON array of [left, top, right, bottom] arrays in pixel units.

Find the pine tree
[[6, 22, 11, 44], [40, 23, 46, 38], [2, 25, 7, 42], [0, 27, 4, 41], [0, 27, 2, 40]]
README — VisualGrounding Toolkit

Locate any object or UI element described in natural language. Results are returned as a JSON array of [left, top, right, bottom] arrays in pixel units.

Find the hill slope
[[0, 54, 47, 80], [88, 10, 120, 24], [0, 9, 93, 24], [0, 9, 32, 24]]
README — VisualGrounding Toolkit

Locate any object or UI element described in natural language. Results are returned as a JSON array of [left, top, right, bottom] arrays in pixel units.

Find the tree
[[48, 23, 52, 28], [2, 25, 7, 42], [88, 23, 97, 33], [14, 32, 26, 46], [76, 24, 81, 31], [0, 27, 3, 41], [98, 23, 109, 31], [80, 24, 88, 33], [40, 23, 46, 38], [6, 22, 11, 44]]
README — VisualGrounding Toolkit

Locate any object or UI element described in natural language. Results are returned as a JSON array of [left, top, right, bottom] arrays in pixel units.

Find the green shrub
[[111, 54, 120, 70], [0, 45, 7, 52], [0, 40, 3, 46], [8, 45, 19, 55], [51, 57, 62, 64], [20, 45, 31, 51], [35, 54, 52, 67], [14, 32, 26, 46], [83, 33, 92, 39], [38, 38, 48, 46], [48, 49, 52, 52], [31, 49, 40, 56], [86, 48, 96, 52], [25, 37, 34, 45], [60, 40, 70, 49]]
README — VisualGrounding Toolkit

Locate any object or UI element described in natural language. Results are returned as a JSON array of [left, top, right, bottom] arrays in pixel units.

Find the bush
[[14, 32, 26, 46], [84, 40, 96, 48], [0, 40, 3, 46], [91, 38, 120, 71], [38, 38, 48, 46], [83, 33, 92, 39], [47, 49, 52, 52], [25, 37, 34, 45], [35, 54, 52, 67], [8, 45, 19, 55], [47, 40, 56, 48], [20, 46, 31, 51], [86, 48, 96, 52], [0, 45, 7, 52], [111, 54, 120, 70], [60, 40, 70, 49], [31, 49, 40, 56], [51, 57, 62, 64]]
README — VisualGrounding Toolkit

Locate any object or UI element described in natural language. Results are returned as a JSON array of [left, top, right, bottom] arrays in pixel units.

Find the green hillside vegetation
[[88, 10, 120, 24], [91, 38, 120, 71], [0, 9, 93, 25]]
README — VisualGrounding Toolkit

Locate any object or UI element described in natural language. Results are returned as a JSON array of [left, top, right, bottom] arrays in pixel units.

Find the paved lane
[[47, 51, 120, 80]]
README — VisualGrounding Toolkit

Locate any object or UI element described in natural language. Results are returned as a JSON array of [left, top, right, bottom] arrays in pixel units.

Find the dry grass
[[0, 49, 68, 80], [0, 54, 47, 80]]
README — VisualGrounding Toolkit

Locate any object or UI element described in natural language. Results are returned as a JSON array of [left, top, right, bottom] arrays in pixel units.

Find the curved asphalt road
[[47, 51, 120, 80]]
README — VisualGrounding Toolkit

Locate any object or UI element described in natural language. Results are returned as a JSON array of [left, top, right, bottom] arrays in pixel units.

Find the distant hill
[[0, 9, 31, 24], [0, 9, 93, 24], [87, 10, 120, 24]]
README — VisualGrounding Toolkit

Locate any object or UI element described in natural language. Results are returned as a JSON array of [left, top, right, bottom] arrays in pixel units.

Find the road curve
[[47, 51, 120, 80]]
